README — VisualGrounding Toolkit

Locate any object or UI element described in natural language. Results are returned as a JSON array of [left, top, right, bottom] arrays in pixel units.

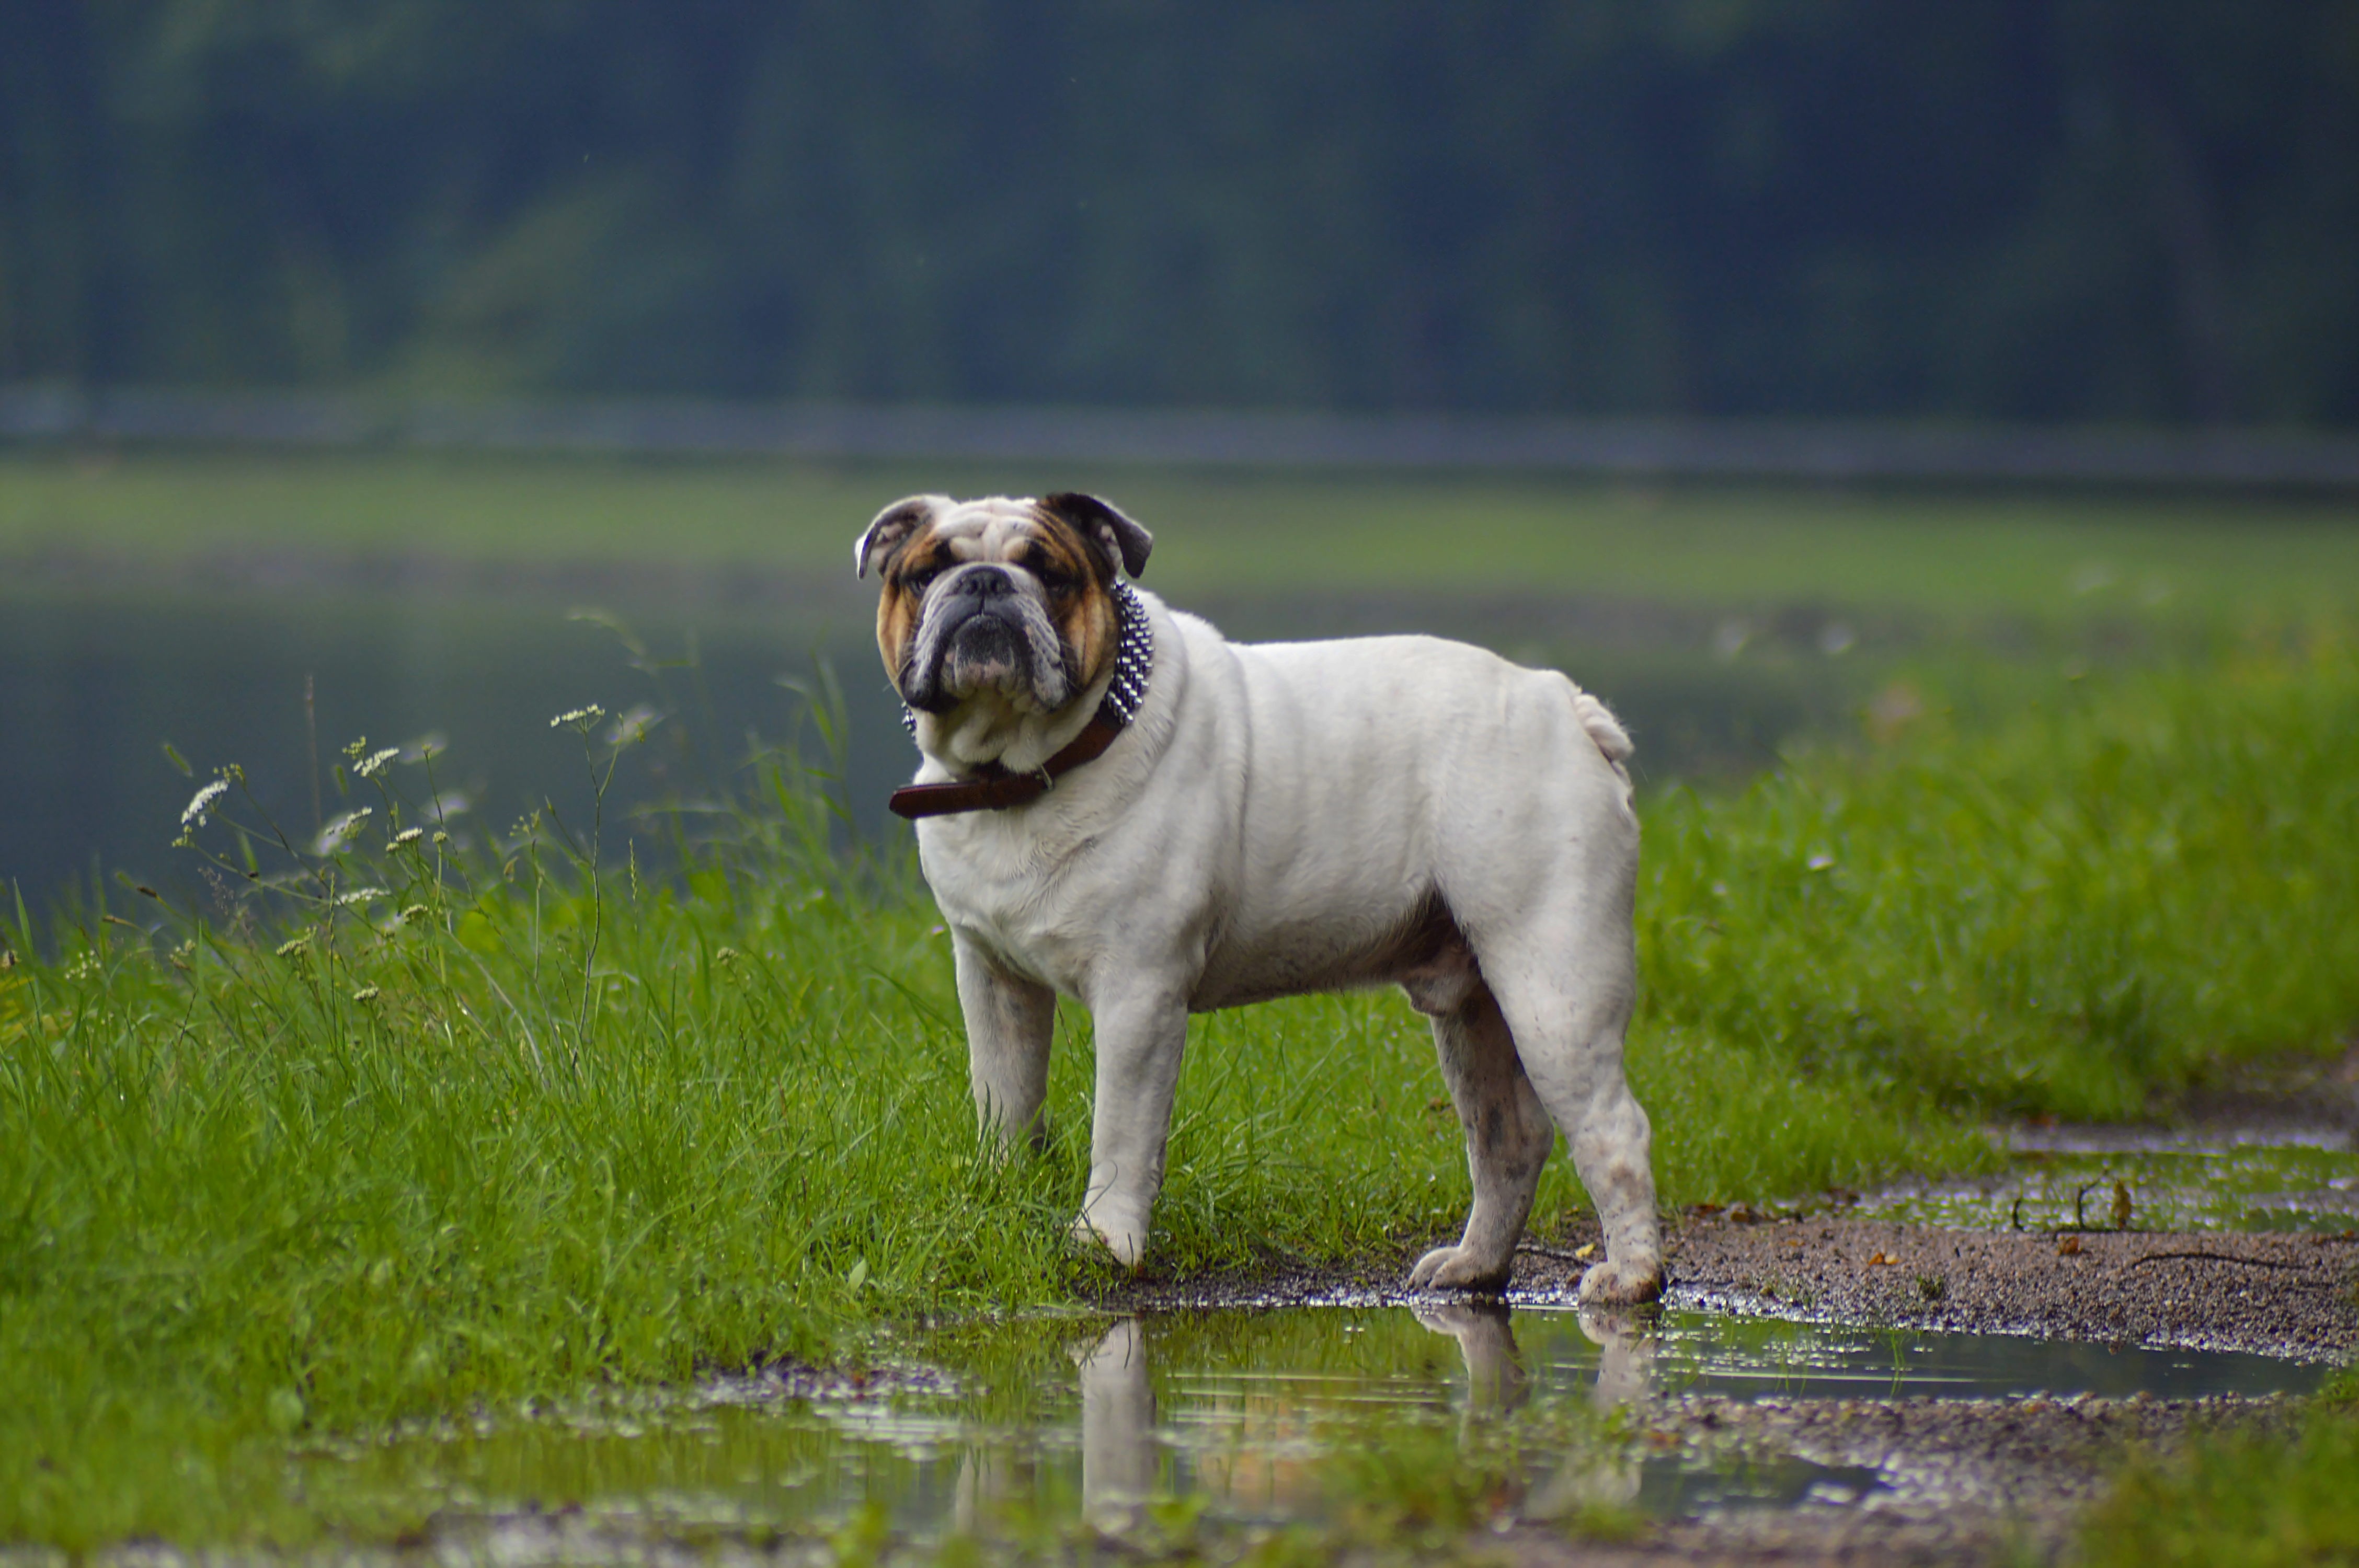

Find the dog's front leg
[[1073, 986, 1189, 1269], [954, 933, 1057, 1151]]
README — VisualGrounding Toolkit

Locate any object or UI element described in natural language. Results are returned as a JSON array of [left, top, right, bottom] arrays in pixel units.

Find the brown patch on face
[[868, 501, 1122, 710], [874, 520, 949, 690], [1021, 507, 1120, 692]]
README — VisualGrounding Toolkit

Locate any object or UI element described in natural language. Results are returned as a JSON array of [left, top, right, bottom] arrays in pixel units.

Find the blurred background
[[11, 2, 2359, 420], [4, 1, 2357, 906]]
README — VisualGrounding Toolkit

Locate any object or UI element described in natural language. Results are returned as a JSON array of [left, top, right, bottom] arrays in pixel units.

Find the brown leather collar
[[888, 704, 1129, 820]]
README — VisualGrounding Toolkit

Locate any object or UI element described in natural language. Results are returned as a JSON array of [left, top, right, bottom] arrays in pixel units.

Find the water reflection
[[1046, 1304, 1655, 1528], [1073, 1317, 1156, 1525], [1414, 1304, 1657, 1522], [345, 1302, 2326, 1546]]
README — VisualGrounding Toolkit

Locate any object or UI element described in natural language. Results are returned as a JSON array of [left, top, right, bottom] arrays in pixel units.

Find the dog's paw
[[1069, 1212, 1148, 1271], [1575, 1255, 1665, 1306], [1407, 1244, 1511, 1292]]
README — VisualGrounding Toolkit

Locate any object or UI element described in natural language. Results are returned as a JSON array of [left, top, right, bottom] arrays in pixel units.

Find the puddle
[[310, 1305, 2328, 1544], [1858, 1137, 2359, 1235]]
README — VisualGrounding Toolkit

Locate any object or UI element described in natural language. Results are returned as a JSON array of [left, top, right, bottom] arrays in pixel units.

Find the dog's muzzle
[[902, 566, 1073, 713]]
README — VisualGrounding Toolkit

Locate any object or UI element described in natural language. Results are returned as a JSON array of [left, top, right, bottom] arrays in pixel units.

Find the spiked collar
[[888, 579, 1152, 820]]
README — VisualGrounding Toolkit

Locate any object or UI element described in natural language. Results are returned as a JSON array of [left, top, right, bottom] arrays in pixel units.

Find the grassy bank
[[1640, 628, 2359, 1126], [6, 447, 2359, 619], [3, 631, 2356, 1546]]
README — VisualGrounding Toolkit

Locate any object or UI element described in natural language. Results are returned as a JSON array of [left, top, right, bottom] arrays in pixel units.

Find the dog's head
[[855, 492, 1152, 725]]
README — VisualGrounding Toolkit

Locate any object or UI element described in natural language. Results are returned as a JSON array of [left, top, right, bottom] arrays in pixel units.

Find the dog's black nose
[[953, 566, 1014, 601]]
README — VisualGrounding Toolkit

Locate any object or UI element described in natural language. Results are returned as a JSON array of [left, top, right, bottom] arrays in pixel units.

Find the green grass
[[2, 627, 2356, 1547], [1640, 628, 2359, 1125], [5, 447, 2359, 619], [2077, 1369, 2359, 1567]]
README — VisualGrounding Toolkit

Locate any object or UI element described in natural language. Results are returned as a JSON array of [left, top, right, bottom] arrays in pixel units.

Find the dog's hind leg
[[954, 932, 1056, 1151], [1483, 947, 1664, 1307], [1560, 1061, 1663, 1305], [1405, 979, 1558, 1292]]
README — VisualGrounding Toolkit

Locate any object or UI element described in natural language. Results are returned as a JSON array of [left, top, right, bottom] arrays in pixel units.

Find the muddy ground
[[1109, 1212, 2357, 1567], [1125, 1216, 2358, 1364], [1618, 1217, 2350, 1565]]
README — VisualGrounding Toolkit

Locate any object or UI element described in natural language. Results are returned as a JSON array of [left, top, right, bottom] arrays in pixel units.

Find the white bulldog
[[856, 492, 1664, 1304]]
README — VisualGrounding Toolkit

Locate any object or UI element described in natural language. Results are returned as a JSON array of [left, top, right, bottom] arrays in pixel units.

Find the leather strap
[[888, 706, 1128, 820]]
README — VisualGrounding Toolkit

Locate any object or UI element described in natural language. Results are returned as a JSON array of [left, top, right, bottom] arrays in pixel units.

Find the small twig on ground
[[2123, 1249, 2305, 1271]]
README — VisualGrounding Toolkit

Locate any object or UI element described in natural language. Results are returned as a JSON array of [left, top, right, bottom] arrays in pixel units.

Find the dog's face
[[855, 493, 1152, 719]]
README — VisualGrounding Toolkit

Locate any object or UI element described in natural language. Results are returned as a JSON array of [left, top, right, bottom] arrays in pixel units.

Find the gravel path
[[1628, 1213, 2350, 1360], [1119, 1215, 2358, 1362]]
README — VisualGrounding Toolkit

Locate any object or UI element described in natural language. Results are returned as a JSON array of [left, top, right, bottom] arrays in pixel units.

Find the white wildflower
[[335, 886, 390, 907], [355, 748, 400, 779], [392, 827, 425, 848], [180, 778, 230, 827], [550, 705, 608, 729], [314, 808, 373, 855]]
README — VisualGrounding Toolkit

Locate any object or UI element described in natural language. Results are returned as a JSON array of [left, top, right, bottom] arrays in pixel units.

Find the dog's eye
[[1024, 552, 1073, 591], [902, 562, 943, 592]]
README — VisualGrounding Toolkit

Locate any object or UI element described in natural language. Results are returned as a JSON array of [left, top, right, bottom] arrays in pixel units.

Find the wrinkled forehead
[[925, 497, 1058, 560]]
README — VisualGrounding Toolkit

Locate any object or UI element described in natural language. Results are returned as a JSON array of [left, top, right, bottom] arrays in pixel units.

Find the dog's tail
[[1570, 685, 1634, 787]]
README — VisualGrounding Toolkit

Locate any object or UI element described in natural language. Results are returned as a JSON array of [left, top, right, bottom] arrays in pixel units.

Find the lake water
[[2, 580, 1868, 916]]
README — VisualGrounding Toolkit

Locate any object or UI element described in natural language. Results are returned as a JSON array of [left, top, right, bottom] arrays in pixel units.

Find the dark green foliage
[[5, 3, 2356, 424]]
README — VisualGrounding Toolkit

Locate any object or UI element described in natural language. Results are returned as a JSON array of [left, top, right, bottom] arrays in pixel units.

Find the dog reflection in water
[[952, 1307, 1654, 1533]]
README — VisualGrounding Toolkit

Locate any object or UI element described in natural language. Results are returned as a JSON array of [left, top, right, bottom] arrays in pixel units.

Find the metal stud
[[1103, 579, 1153, 725]]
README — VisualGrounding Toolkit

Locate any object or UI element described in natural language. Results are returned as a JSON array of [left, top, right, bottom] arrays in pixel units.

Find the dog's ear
[[855, 495, 941, 579], [1041, 492, 1152, 580]]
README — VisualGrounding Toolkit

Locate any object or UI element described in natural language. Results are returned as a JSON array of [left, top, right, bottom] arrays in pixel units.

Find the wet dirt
[[1496, 1391, 2309, 1568], [1093, 1121, 2357, 1567], [1119, 1218, 2357, 1366]]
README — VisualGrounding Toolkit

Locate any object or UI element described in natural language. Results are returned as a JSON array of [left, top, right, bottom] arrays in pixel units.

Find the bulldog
[[855, 492, 1664, 1304]]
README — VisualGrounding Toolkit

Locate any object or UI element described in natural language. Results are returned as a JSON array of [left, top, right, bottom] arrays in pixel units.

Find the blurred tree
[[2, 0, 2353, 425]]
